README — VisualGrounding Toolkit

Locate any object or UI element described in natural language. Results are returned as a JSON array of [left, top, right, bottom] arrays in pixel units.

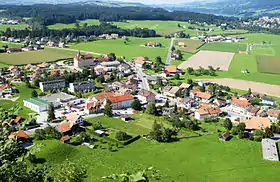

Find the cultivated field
[[257, 56, 280, 74], [179, 50, 234, 71], [200, 42, 247, 53], [201, 78, 280, 98], [47, 19, 100, 30], [175, 39, 204, 53], [0, 48, 76, 65], [70, 37, 170, 61]]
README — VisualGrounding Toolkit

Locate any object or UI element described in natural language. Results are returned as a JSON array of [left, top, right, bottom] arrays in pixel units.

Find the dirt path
[[197, 78, 280, 98]]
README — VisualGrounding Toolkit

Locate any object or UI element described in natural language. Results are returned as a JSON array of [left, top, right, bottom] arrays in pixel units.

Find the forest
[[0, 3, 238, 26]]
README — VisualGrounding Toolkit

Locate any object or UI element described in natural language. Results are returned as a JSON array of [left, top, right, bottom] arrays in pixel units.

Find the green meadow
[[70, 37, 171, 61], [199, 42, 247, 53], [0, 23, 29, 32], [35, 115, 280, 182], [0, 48, 76, 65], [47, 19, 100, 30]]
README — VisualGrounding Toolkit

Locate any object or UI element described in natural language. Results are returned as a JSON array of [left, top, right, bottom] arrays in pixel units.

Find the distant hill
[[161, 0, 280, 17], [1, 0, 147, 7]]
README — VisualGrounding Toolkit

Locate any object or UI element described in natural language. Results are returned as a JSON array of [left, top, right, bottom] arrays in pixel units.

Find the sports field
[[175, 39, 204, 53], [200, 42, 247, 53], [0, 48, 76, 65], [257, 56, 280, 74], [47, 19, 100, 30], [35, 115, 280, 182], [179, 50, 235, 71], [70, 37, 170, 61], [0, 23, 29, 31]]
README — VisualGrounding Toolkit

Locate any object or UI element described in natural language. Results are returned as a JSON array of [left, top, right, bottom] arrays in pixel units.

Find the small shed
[[60, 135, 70, 143], [121, 114, 131, 122], [219, 132, 230, 141]]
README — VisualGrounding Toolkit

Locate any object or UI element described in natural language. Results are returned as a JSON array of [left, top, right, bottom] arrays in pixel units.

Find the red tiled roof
[[242, 117, 271, 130], [267, 109, 280, 118], [60, 135, 70, 143], [231, 97, 251, 108], [56, 121, 72, 133], [14, 117, 22, 124], [166, 66, 177, 73], [9, 130, 29, 139], [197, 104, 221, 115], [108, 94, 134, 103]]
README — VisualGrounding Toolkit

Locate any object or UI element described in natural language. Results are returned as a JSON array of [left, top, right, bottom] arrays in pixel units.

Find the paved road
[[165, 37, 175, 66]]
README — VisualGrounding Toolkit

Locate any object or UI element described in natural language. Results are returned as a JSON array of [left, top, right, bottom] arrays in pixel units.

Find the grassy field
[[0, 42, 23, 48], [174, 39, 204, 53], [200, 42, 247, 53], [47, 19, 100, 30], [0, 48, 76, 65], [0, 23, 29, 31], [70, 37, 170, 61], [35, 130, 280, 182], [0, 84, 38, 118], [257, 56, 280, 74], [240, 33, 280, 58]]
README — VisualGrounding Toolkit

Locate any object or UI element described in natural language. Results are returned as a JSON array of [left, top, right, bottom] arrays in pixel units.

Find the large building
[[40, 92, 81, 108], [39, 79, 66, 92], [73, 51, 96, 68], [68, 81, 95, 93], [23, 98, 49, 112]]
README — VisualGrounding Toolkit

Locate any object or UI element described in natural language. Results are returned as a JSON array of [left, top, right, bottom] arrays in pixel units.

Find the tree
[[223, 118, 232, 131], [174, 73, 180, 80], [236, 123, 246, 132], [264, 127, 273, 138], [187, 79, 193, 84], [31, 90, 38, 98], [164, 99, 169, 108], [146, 102, 157, 115], [47, 103, 56, 122], [131, 99, 142, 111], [104, 100, 113, 117], [150, 121, 177, 142], [199, 85, 205, 92], [116, 131, 131, 141], [54, 160, 87, 182], [25, 79, 31, 88], [155, 56, 162, 65], [174, 103, 178, 113], [247, 88, 252, 95], [208, 84, 216, 94]]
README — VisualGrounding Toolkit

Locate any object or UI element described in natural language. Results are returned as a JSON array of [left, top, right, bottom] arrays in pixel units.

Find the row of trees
[[3, 23, 156, 38]]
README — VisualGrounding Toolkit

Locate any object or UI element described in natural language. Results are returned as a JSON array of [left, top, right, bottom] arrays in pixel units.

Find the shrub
[[115, 131, 131, 141]]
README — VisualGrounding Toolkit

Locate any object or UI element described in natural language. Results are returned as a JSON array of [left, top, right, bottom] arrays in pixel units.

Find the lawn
[[200, 42, 247, 53], [70, 37, 170, 61], [257, 56, 280, 74], [0, 23, 29, 32], [0, 48, 76, 65], [35, 133, 280, 182], [174, 39, 204, 53], [47, 19, 100, 30], [0, 42, 23, 48], [0, 84, 39, 118]]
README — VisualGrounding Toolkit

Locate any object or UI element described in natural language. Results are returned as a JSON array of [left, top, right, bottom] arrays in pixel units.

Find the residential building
[[194, 104, 221, 120], [228, 97, 251, 114], [66, 113, 84, 126], [190, 90, 213, 103], [23, 98, 49, 112], [262, 97, 276, 106], [9, 130, 29, 141], [139, 89, 156, 102], [134, 57, 146, 68], [213, 98, 227, 107], [68, 81, 95, 92], [242, 117, 271, 130], [0, 84, 14, 96], [107, 94, 134, 110], [267, 109, 280, 122], [246, 105, 260, 116], [219, 132, 230, 141], [164, 65, 182, 76], [163, 86, 182, 97], [39, 79, 66, 92]]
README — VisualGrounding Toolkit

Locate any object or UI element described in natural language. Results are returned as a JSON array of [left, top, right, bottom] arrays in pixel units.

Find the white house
[[23, 98, 49, 112], [68, 81, 95, 92], [228, 97, 251, 115], [262, 97, 276, 106], [194, 104, 221, 120], [107, 94, 134, 110], [39, 79, 66, 92]]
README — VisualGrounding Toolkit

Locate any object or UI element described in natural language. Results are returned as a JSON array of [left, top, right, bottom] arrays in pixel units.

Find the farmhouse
[[39, 79, 66, 92], [68, 80, 95, 92], [23, 98, 49, 112], [242, 117, 271, 130], [194, 104, 221, 120]]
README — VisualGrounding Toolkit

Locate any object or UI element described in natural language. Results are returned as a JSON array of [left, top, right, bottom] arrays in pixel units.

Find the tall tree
[[47, 103, 56, 122], [146, 102, 157, 115], [223, 118, 233, 131], [104, 100, 113, 117], [31, 90, 38, 98], [131, 99, 142, 111]]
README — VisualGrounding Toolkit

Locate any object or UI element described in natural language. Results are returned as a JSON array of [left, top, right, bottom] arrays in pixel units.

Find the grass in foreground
[[0, 48, 76, 65], [35, 134, 280, 182]]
